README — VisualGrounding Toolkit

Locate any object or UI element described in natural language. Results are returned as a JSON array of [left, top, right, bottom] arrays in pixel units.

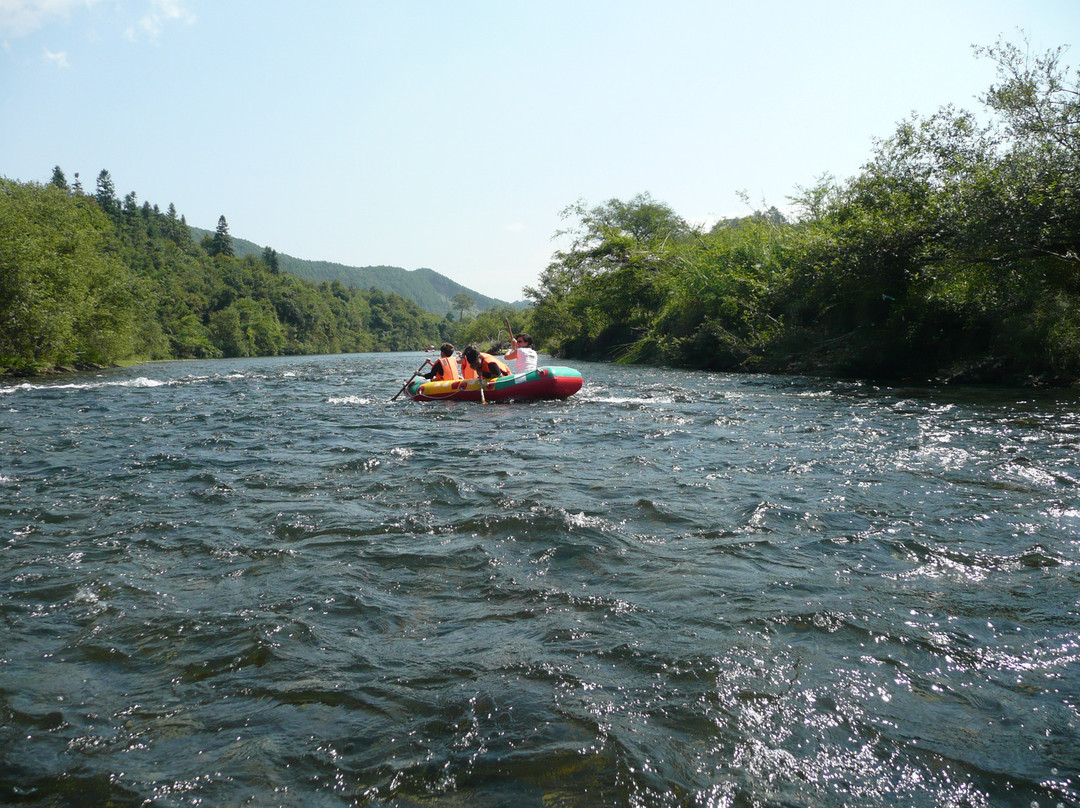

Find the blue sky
[[2, 1, 1077, 303]]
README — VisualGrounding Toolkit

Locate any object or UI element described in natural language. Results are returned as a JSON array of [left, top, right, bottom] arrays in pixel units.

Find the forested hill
[[189, 227, 526, 315], [1, 174, 461, 376]]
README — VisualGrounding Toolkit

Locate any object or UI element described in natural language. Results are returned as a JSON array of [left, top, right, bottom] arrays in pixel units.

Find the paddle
[[391, 360, 429, 401], [504, 317, 519, 374], [475, 353, 487, 404]]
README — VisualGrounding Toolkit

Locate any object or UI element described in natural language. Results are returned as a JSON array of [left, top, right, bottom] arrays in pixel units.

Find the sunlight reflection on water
[[1, 354, 1078, 807]]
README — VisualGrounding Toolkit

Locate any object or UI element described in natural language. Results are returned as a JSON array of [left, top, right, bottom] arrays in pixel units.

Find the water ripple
[[1, 355, 1078, 807]]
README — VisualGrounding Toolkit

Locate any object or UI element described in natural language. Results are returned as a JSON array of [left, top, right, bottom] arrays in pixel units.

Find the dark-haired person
[[421, 343, 461, 381], [462, 345, 511, 379], [504, 332, 538, 373], [458, 350, 478, 380]]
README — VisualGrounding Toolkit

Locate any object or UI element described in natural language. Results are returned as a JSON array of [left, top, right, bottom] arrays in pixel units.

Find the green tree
[[451, 292, 474, 320], [171, 313, 221, 359], [528, 194, 688, 359], [262, 246, 280, 272], [0, 180, 137, 372], [650, 214, 785, 369], [209, 299, 285, 357], [454, 306, 519, 347], [50, 165, 68, 191], [95, 169, 119, 216], [208, 215, 234, 258], [978, 35, 1080, 158]]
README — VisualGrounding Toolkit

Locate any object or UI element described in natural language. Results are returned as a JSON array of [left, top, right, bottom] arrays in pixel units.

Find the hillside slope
[[190, 226, 526, 315]]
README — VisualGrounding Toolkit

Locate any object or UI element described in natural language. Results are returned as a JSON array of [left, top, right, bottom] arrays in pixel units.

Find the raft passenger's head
[[440, 342, 455, 357]]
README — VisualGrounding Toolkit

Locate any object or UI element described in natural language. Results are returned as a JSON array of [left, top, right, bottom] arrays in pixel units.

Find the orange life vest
[[434, 355, 460, 380], [476, 352, 511, 378], [461, 361, 478, 380]]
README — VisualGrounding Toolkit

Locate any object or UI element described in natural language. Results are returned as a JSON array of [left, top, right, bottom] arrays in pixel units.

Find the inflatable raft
[[407, 366, 583, 403]]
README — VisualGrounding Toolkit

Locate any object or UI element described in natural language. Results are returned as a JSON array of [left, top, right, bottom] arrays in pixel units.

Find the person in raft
[[457, 350, 478, 380], [421, 343, 462, 381], [462, 345, 511, 379], [504, 332, 538, 373]]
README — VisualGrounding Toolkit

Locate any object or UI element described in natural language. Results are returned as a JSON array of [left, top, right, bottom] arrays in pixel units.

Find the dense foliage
[[1, 175, 452, 375], [527, 38, 1080, 384]]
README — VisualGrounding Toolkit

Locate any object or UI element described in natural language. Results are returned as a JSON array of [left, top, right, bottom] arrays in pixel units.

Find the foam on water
[[1, 375, 169, 395]]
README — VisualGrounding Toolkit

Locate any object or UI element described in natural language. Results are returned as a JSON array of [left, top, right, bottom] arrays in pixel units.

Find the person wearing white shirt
[[504, 332, 538, 373]]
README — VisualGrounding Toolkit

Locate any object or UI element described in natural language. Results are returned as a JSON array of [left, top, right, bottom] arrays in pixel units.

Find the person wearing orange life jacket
[[458, 351, 478, 380], [462, 345, 510, 379], [420, 343, 462, 381]]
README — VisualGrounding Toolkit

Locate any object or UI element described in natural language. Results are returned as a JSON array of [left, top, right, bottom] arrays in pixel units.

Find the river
[[2, 353, 1078, 807]]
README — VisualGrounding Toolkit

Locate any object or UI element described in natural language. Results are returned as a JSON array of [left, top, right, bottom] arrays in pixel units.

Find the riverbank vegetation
[[527, 37, 1080, 385], [0, 173, 460, 375]]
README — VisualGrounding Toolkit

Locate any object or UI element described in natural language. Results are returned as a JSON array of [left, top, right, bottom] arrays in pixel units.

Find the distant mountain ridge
[[189, 226, 527, 315]]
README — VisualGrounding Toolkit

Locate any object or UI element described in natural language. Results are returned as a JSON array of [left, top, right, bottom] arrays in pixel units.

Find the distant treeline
[[527, 37, 1080, 385], [0, 173, 462, 375]]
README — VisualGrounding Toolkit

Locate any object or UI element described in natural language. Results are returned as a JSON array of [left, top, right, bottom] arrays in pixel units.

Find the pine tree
[[261, 246, 280, 272], [208, 214, 234, 257], [50, 166, 68, 191], [95, 170, 118, 215]]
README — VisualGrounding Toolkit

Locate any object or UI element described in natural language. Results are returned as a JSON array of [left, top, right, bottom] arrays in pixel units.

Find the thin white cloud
[[42, 45, 67, 65], [0, 0, 98, 37], [124, 0, 194, 41], [504, 222, 525, 232], [0, 0, 193, 39]]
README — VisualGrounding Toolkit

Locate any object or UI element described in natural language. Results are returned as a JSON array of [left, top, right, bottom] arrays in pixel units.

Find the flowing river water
[[2, 353, 1078, 807]]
